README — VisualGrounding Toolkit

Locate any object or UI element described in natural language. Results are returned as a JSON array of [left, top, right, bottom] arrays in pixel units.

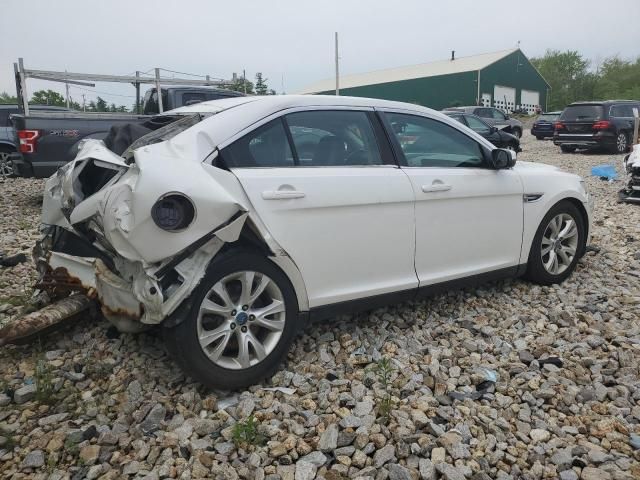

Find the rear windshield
[[560, 105, 604, 121], [537, 113, 559, 122]]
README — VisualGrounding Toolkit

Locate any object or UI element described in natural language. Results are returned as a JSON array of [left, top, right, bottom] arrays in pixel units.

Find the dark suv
[[553, 100, 640, 154]]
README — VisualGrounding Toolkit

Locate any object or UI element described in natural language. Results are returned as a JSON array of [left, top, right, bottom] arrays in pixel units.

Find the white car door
[[222, 108, 417, 308], [381, 111, 524, 286]]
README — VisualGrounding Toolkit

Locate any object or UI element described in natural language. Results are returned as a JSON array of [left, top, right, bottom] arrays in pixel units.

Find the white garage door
[[521, 90, 540, 114], [493, 85, 515, 113]]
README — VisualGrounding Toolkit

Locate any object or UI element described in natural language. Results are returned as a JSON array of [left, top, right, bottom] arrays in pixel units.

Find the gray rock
[[140, 403, 166, 434], [559, 470, 578, 480], [294, 460, 317, 480], [630, 433, 640, 450], [580, 467, 611, 480], [0, 393, 10, 407], [388, 463, 412, 480], [318, 423, 338, 452], [300, 451, 327, 467], [38, 413, 69, 427], [436, 463, 466, 480], [438, 431, 469, 459], [14, 384, 36, 404], [354, 398, 374, 417], [339, 415, 362, 429], [419, 459, 436, 480], [374, 444, 396, 468], [550, 448, 573, 471], [22, 449, 45, 469]]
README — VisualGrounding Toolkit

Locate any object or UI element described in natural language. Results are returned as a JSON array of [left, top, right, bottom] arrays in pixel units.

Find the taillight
[[18, 130, 40, 153], [592, 120, 612, 130], [554, 122, 565, 131]]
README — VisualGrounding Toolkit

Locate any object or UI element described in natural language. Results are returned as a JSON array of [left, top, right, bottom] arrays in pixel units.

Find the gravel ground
[[0, 133, 639, 480]]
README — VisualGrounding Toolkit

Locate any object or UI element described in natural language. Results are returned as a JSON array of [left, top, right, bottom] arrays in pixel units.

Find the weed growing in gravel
[[35, 358, 55, 404], [232, 414, 265, 448], [372, 357, 396, 424], [0, 427, 16, 450]]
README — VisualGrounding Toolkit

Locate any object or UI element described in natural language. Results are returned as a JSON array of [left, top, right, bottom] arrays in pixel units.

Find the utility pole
[[243, 69, 247, 94], [335, 32, 340, 96], [155, 68, 163, 113], [65, 70, 70, 109], [135, 71, 140, 114], [82, 94, 86, 112]]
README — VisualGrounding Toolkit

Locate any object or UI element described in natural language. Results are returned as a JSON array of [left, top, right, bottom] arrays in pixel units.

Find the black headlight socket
[[151, 193, 196, 232]]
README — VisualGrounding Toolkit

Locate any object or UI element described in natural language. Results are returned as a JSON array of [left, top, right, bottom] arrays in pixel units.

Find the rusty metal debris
[[0, 294, 95, 346]]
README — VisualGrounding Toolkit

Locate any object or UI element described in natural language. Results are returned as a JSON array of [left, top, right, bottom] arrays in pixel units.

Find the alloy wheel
[[196, 271, 286, 370], [0, 151, 13, 178], [540, 213, 579, 275], [616, 133, 627, 153]]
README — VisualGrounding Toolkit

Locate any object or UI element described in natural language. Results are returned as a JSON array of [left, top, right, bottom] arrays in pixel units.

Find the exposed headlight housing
[[151, 193, 195, 232]]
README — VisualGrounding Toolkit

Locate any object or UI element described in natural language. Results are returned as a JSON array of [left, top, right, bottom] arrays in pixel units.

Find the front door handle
[[262, 190, 306, 200], [422, 183, 452, 193]]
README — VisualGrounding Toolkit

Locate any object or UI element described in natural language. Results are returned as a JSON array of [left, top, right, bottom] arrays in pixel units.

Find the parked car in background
[[554, 100, 640, 153], [444, 111, 521, 152], [531, 111, 561, 140], [443, 106, 523, 138], [9, 87, 245, 178], [0, 104, 70, 177], [38, 95, 592, 388]]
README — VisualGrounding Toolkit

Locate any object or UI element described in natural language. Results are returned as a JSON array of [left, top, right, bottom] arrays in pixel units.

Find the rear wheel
[[0, 147, 15, 178], [535, 136, 543, 140], [612, 132, 628, 154], [560, 145, 576, 153], [525, 201, 585, 285], [165, 251, 300, 390]]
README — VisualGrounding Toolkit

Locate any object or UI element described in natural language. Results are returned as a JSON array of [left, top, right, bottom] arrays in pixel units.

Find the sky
[[1, 0, 639, 106]]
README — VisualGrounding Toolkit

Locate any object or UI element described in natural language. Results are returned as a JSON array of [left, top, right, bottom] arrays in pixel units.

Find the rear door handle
[[262, 190, 306, 200], [422, 183, 452, 193]]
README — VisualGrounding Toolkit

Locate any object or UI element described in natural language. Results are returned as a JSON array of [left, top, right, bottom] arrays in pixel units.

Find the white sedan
[[39, 95, 593, 388]]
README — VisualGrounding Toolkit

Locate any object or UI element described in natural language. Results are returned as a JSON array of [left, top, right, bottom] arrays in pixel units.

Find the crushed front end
[[619, 145, 640, 204], [34, 119, 251, 333]]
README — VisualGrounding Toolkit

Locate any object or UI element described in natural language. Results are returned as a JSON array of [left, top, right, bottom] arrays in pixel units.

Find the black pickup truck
[[9, 87, 243, 178]]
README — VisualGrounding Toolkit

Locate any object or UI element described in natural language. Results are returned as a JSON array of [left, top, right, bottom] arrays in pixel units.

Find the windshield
[[537, 114, 559, 122], [123, 113, 207, 160], [560, 105, 604, 121]]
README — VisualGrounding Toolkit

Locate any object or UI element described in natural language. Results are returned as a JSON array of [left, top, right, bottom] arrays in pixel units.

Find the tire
[[165, 250, 300, 390], [612, 132, 628, 154], [525, 201, 585, 286], [511, 128, 522, 139], [535, 136, 543, 140], [560, 145, 576, 153], [0, 146, 15, 178]]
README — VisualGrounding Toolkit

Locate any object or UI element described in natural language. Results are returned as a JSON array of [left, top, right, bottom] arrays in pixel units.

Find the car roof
[[167, 94, 439, 115], [568, 100, 639, 106]]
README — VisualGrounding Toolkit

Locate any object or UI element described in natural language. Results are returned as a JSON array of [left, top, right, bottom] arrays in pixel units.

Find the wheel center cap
[[235, 311, 249, 325]]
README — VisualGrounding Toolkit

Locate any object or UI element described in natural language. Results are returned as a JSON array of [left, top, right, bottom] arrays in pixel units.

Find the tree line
[[531, 50, 640, 111], [0, 72, 278, 111]]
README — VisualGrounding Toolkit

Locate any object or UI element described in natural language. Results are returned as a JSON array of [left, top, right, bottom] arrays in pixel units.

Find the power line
[[69, 85, 136, 99], [158, 67, 225, 82]]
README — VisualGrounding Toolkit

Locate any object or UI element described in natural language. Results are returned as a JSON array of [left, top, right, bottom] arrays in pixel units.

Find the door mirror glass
[[491, 148, 515, 169]]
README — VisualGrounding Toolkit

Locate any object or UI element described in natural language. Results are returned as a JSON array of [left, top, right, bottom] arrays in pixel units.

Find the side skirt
[[306, 264, 526, 323]]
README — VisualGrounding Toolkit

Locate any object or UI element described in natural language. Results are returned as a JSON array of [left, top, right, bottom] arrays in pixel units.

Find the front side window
[[475, 108, 491, 118], [491, 108, 507, 120], [464, 115, 491, 135], [285, 111, 383, 166], [384, 113, 485, 168], [182, 92, 206, 106], [223, 119, 294, 168]]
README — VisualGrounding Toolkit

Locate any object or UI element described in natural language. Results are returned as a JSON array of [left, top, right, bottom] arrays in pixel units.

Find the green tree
[[87, 100, 97, 112], [530, 50, 595, 110], [595, 56, 640, 100], [227, 77, 254, 95], [255, 72, 269, 95], [95, 96, 108, 112], [30, 89, 66, 106], [0, 91, 18, 104]]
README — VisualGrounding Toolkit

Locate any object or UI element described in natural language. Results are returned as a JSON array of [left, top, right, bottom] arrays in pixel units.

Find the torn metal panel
[[620, 145, 640, 204]]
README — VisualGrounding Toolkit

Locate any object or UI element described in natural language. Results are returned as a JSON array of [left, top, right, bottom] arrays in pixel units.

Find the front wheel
[[525, 201, 585, 285], [165, 251, 300, 390]]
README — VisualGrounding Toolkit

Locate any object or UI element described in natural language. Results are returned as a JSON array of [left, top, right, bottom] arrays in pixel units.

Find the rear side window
[[490, 108, 507, 120], [182, 92, 206, 106], [222, 110, 384, 168], [560, 105, 604, 121], [384, 112, 485, 168], [223, 119, 294, 168], [610, 105, 634, 118], [0, 110, 10, 127], [538, 114, 559, 122], [285, 111, 383, 166]]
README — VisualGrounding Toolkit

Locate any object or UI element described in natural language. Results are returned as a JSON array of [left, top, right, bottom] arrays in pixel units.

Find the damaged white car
[[35, 95, 593, 389]]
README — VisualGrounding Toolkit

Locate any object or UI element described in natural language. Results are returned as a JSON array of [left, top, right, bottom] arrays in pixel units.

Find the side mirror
[[490, 126, 498, 134], [491, 148, 516, 169]]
